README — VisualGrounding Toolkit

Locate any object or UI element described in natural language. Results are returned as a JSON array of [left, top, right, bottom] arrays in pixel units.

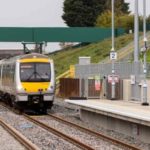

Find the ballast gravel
[[0, 126, 26, 150], [50, 98, 150, 150], [37, 116, 125, 150], [1, 97, 150, 150], [0, 106, 80, 150]]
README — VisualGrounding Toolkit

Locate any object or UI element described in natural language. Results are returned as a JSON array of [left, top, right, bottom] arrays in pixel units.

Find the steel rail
[[47, 113, 140, 150], [23, 114, 94, 150], [0, 118, 39, 150], [0, 101, 140, 150], [0, 103, 93, 150]]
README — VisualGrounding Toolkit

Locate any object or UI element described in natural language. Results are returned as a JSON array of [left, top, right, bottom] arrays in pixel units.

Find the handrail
[[56, 70, 70, 80]]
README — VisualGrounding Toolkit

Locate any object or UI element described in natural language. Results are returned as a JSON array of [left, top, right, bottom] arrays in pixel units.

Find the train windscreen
[[20, 63, 51, 82]]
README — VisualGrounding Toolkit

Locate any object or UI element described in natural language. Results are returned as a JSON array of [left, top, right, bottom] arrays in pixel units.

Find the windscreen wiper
[[26, 71, 45, 81]]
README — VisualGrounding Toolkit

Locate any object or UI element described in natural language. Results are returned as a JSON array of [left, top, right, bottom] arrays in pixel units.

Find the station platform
[[65, 99, 150, 143]]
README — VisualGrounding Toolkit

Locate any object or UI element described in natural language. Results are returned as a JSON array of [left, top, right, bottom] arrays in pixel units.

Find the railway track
[[46, 113, 140, 150], [0, 117, 39, 150], [0, 102, 142, 150], [0, 103, 94, 150], [31, 112, 141, 150], [24, 114, 95, 150]]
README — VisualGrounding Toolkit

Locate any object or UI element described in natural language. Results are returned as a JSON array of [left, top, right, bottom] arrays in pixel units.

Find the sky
[[126, 0, 150, 16], [0, 0, 65, 27], [0, 0, 149, 52]]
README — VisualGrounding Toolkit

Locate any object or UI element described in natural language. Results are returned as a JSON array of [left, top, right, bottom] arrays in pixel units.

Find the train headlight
[[17, 85, 25, 93], [47, 86, 54, 92]]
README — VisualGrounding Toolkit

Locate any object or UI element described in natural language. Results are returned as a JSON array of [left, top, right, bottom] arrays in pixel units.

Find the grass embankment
[[144, 51, 150, 62], [49, 34, 134, 76]]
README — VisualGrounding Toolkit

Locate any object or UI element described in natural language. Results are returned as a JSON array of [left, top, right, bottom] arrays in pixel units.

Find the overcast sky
[[0, 0, 65, 27], [126, 0, 150, 16], [0, 0, 149, 27], [0, 0, 149, 51]]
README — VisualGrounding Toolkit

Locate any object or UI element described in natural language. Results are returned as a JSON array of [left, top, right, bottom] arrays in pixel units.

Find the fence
[[59, 78, 80, 98], [75, 62, 144, 80], [75, 62, 150, 101], [56, 70, 70, 94]]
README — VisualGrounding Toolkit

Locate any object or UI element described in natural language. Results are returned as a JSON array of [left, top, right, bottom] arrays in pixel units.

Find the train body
[[0, 53, 55, 113]]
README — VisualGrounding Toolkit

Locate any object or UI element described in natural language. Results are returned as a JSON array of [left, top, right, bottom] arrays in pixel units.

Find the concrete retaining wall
[[80, 109, 150, 143]]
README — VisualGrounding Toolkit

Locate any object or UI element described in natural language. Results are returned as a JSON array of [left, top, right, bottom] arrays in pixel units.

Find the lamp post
[[142, 0, 149, 105], [110, 0, 117, 99], [112, 0, 115, 51], [134, 0, 139, 62], [133, 0, 139, 101]]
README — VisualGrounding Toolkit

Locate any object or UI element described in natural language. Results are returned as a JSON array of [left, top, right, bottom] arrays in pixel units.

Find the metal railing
[[75, 62, 143, 79]]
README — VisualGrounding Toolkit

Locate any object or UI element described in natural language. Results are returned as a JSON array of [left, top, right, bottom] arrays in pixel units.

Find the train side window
[[11, 64, 15, 82], [0, 66, 1, 79]]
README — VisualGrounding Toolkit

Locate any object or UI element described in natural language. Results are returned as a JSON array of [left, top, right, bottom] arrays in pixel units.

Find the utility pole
[[142, 0, 149, 105]]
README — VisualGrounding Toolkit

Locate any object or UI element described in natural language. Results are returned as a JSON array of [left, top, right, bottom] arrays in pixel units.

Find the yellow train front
[[0, 53, 55, 113]]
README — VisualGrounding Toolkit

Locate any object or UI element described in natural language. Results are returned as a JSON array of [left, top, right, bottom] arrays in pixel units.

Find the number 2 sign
[[110, 52, 117, 60]]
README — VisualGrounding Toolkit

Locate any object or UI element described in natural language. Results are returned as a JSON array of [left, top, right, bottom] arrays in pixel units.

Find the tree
[[62, 0, 105, 27], [118, 15, 134, 32], [62, 0, 130, 27], [96, 12, 147, 33], [147, 15, 150, 25], [105, 0, 130, 15], [95, 11, 118, 28], [96, 11, 134, 31]]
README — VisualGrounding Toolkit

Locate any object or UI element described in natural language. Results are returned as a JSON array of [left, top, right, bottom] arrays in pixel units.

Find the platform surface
[[65, 99, 150, 127]]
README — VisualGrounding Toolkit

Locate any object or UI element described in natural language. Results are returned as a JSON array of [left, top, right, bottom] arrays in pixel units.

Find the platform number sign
[[110, 52, 117, 60]]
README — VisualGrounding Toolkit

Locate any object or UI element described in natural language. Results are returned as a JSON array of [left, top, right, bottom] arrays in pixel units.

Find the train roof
[[20, 53, 49, 59], [0, 53, 51, 64]]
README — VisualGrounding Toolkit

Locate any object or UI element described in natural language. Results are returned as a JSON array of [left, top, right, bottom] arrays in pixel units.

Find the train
[[0, 53, 55, 113]]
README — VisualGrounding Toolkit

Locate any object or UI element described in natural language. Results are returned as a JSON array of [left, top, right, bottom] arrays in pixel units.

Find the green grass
[[138, 49, 150, 63], [145, 50, 150, 62], [49, 34, 134, 76]]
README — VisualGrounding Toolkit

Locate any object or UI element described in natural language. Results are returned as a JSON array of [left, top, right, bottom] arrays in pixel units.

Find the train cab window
[[20, 63, 51, 82]]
